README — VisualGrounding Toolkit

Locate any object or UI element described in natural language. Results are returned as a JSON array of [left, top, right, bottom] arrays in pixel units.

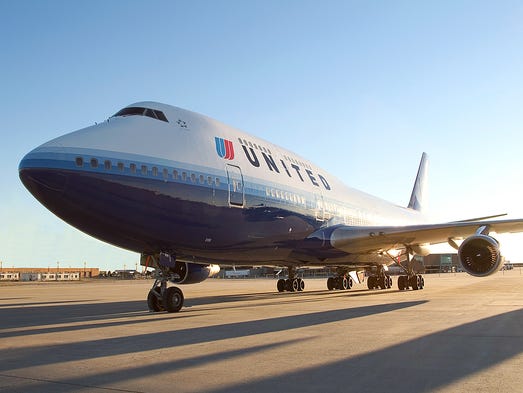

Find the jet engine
[[169, 262, 220, 284], [458, 234, 502, 277]]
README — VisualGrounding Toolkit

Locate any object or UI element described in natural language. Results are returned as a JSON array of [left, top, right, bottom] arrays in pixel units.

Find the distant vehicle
[[19, 102, 523, 312]]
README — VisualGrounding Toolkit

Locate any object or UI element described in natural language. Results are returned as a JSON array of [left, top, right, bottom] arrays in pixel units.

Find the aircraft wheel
[[327, 277, 335, 290], [410, 275, 419, 290], [367, 276, 376, 290], [162, 286, 184, 313], [398, 275, 406, 290], [387, 276, 393, 289], [339, 276, 349, 290], [277, 279, 286, 292], [378, 276, 386, 289], [291, 278, 299, 292], [298, 278, 305, 292], [147, 287, 164, 312], [348, 276, 353, 289], [418, 275, 425, 290]]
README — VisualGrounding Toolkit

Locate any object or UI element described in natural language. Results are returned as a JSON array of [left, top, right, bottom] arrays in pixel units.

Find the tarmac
[[1, 270, 523, 392]]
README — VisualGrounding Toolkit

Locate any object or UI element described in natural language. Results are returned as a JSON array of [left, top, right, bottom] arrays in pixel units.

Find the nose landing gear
[[147, 268, 185, 313]]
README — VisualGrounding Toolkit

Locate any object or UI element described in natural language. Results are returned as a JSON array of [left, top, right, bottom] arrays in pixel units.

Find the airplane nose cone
[[19, 147, 69, 198]]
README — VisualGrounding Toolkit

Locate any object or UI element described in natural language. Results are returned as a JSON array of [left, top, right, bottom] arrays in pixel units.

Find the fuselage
[[19, 102, 427, 266]]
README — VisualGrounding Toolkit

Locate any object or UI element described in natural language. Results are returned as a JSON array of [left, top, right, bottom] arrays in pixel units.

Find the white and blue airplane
[[19, 102, 523, 312]]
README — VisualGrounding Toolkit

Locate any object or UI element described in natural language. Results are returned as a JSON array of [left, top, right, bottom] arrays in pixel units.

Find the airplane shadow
[[2, 304, 523, 392], [206, 308, 523, 393], [0, 301, 424, 372], [0, 300, 157, 331], [0, 287, 398, 333]]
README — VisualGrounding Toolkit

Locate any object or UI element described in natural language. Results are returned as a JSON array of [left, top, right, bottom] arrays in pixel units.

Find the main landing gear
[[327, 275, 354, 291], [276, 267, 305, 292], [397, 274, 424, 290], [365, 265, 393, 290], [397, 252, 425, 291], [147, 269, 185, 313], [277, 277, 305, 292], [367, 275, 393, 290]]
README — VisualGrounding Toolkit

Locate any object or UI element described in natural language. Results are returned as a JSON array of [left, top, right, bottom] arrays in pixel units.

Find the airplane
[[19, 101, 523, 312]]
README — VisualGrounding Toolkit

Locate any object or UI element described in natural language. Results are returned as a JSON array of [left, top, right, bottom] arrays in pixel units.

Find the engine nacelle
[[458, 234, 502, 277], [169, 262, 220, 284]]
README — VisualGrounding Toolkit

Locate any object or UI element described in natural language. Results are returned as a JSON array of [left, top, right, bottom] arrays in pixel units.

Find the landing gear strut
[[397, 252, 425, 291], [276, 267, 305, 292], [147, 268, 185, 313]]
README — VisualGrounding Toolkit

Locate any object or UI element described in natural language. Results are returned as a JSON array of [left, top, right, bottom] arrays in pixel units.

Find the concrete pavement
[[1, 270, 523, 392]]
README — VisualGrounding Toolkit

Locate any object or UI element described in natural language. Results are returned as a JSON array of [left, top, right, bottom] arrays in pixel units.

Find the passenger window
[[90, 158, 98, 168], [182, 172, 187, 181], [152, 167, 158, 177], [117, 162, 124, 171], [207, 176, 212, 185], [141, 165, 147, 175], [199, 175, 204, 184], [130, 163, 136, 174], [104, 160, 111, 170], [162, 168, 168, 180], [190, 173, 196, 183], [173, 170, 179, 180], [75, 157, 83, 167], [215, 177, 220, 187]]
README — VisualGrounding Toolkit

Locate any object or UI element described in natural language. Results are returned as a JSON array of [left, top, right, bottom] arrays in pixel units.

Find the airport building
[[0, 267, 100, 281]]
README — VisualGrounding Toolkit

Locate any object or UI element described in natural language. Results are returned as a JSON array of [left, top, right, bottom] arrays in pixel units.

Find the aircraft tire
[[298, 278, 305, 291], [398, 275, 406, 290], [147, 287, 164, 312], [291, 278, 299, 292], [378, 276, 386, 289], [277, 279, 286, 292], [339, 276, 349, 290], [163, 286, 184, 313], [418, 275, 425, 290], [410, 275, 419, 290], [327, 277, 335, 290]]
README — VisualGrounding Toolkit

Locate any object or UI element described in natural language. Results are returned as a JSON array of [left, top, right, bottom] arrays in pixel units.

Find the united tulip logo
[[215, 137, 235, 160]]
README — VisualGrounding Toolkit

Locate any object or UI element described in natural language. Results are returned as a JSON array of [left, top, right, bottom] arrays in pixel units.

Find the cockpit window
[[112, 107, 169, 122]]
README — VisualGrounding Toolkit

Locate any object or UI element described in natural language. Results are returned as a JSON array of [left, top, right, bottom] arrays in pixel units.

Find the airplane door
[[226, 164, 244, 207], [314, 193, 325, 221]]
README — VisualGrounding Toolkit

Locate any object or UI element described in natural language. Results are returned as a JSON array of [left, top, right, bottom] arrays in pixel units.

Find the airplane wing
[[328, 218, 523, 254]]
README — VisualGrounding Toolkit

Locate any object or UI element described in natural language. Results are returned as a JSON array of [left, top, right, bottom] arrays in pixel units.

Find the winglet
[[407, 152, 429, 212]]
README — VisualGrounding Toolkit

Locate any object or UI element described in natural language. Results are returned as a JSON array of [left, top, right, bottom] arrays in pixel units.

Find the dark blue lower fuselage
[[19, 151, 346, 266]]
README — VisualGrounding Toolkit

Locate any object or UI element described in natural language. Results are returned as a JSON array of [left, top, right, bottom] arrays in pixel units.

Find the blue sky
[[1, 0, 523, 270]]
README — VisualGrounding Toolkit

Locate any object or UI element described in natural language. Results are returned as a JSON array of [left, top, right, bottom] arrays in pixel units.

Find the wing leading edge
[[329, 218, 523, 254]]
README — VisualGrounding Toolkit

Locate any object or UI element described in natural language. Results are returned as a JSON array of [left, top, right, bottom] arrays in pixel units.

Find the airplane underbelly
[[20, 169, 314, 262]]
